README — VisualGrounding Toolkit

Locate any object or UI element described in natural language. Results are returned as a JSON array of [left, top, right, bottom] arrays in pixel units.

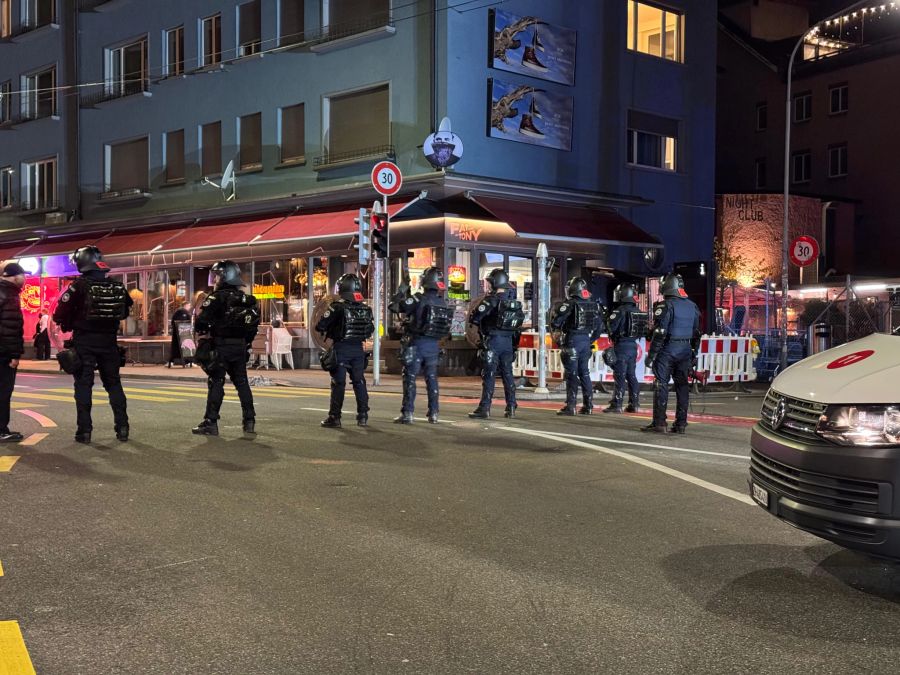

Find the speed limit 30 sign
[[789, 235, 819, 267], [371, 161, 402, 197]]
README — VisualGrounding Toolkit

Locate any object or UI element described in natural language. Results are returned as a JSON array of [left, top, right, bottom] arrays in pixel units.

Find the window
[[164, 129, 185, 183], [325, 0, 389, 31], [238, 0, 261, 56], [0, 0, 10, 38], [201, 14, 222, 67], [279, 0, 304, 46], [828, 144, 848, 178], [626, 1, 683, 63], [24, 0, 54, 28], [200, 121, 222, 176], [22, 157, 56, 210], [793, 92, 812, 123], [239, 112, 262, 170], [279, 103, 305, 163], [106, 137, 149, 192], [0, 167, 12, 209], [325, 84, 389, 157], [791, 150, 811, 183], [756, 102, 767, 131], [755, 158, 766, 189], [829, 84, 848, 115], [22, 67, 56, 120], [0, 81, 10, 124], [165, 26, 185, 77], [107, 38, 148, 97], [626, 110, 678, 171]]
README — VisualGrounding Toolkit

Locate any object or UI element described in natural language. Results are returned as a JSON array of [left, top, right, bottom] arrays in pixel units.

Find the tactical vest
[[627, 311, 649, 339], [668, 298, 699, 339], [418, 303, 453, 339], [342, 303, 374, 341], [214, 290, 260, 339], [495, 299, 525, 331], [83, 279, 128, 329], [571, 301, 601, 332]]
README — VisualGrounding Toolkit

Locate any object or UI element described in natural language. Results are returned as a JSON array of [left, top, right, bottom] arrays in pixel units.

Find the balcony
[[78, 0, 131, 11], [19, 200, 59, 214], [98, 187, 151, 204], [8, 19, 60, 42], [80, 79, 151, 108], [277, 14, 395, 54], [313, 144, 394, 171]]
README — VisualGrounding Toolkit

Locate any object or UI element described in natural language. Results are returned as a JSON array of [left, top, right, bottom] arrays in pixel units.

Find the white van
[[749, 333, 900, 560]]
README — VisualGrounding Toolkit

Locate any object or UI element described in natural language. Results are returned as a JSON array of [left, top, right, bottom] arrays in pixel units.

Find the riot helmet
[[337, 273, 364, 302], [566, 277, 590, 300], [486, 268, 510, 291], [420, 266, 446, 292], [659, 273, 686, 298], [613, 283, 638, 304], [72, 245, 108, 273], [209, 260, 244, 288]]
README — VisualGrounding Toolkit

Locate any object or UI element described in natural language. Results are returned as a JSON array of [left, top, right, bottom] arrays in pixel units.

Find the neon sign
[[253, 284, 285, 300]]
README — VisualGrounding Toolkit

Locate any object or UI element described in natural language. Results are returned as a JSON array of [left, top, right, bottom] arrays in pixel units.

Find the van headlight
[[816, 405, 900, 447]]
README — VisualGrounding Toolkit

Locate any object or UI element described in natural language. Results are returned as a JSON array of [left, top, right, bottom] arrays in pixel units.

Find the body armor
[[418, 303, 453, 339], [341, 303, 375, 341], [83, 279, 128, 324], [572, 301, 601, 332], [627, 311, 649, 339], [495, 299, 525, 331]]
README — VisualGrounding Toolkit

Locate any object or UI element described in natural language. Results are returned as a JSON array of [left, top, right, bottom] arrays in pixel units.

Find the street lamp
[[780, 0, 870, 371]]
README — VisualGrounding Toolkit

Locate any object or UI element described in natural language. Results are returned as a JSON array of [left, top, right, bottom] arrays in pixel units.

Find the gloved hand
[[645, 354, 655, 369]]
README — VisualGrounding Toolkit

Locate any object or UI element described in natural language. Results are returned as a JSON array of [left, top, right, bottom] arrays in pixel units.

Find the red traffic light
[[371, 212, 388, 231]]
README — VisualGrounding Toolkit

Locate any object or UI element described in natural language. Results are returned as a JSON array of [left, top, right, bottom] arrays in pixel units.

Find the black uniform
[[606, 303, 642, 411], [469, 291, 525, 415], [316, 298, 374, 424], [647, 296, 701, 430], [53, 270, 133, 438], [169, 307, 192, 366], [390, 288, 452, 421], [195, 285, 259, 426], [0, 279, 24, 437], [549, 295, 604, 413]]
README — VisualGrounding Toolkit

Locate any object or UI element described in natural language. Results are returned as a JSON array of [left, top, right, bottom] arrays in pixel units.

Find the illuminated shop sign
[[448, 265, 467, 285], [253, 284, 285, 299]]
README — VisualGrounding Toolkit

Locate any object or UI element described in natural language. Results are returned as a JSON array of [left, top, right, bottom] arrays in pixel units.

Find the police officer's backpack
[[83, 279, 129, 322], [223, 292, 261, 339], [419, 303, 454, 339], [496, 299, 525, 331]]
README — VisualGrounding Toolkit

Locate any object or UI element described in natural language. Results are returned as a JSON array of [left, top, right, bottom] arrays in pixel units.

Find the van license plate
[[752, 483, 769, 507]]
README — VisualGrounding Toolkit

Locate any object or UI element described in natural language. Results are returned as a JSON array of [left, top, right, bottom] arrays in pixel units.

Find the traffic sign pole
[[369, 161, 402, 387]]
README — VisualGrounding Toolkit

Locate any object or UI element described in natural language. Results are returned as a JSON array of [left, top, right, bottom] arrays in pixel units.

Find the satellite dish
[[201, 159, 237, 201]]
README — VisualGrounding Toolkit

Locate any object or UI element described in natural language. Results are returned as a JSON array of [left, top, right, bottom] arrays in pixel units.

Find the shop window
[[200, 121, 222, 176], [791, 150, 811, 184], [253, 260, 289, 324], [324, 0, 389, 33], [238, 0, 261, 57], [165, 26, 185, 77], [626, 1, 683, 63], [106, 37, 149, 97], [288, 258, 310, 326], [164, 129, 185, 183], [24, 0, 54, 28], [22, 66, 56, 120], [627, 110, 678, 171], [508, 255, 533, 328], [106, 136, 149, 192], [755, 102, 767, 131], [279, 0, 304, 46], [279, 103, 305, 164], [0, 167, 12, 209], [311, 257, 329, 306], [828, 144, 848, 178], [829, 84, 848, 115], [239, 112, 262, 171], [407, 248, 437, 294], [324, 84, 389, 159], [146, 270, 167, 337], [201, 14, 222, 67], [0, 0, 10, 38], [0, 81, 10, 124], [793, 92, 812, 123], [122, 272, 143, 336], [22, 157, 56, 210], [167, 269, 190, 334], [478, 252, 505, 294]]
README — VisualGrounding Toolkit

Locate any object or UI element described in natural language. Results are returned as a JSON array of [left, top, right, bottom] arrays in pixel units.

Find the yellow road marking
[[12, 392, 75, 403], [0, 456, 20, 472], [156, 385, 319, 400], [0, 621, 37, 675], [19, 434, 47, 447], [11, 403, 44, 410], [15, 410, 56, 428], [0, 559, 4, 576], [36, 388, 182, 403]]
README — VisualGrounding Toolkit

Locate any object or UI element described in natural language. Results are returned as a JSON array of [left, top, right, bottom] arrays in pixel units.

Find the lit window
[[22, 66, 56, 120], [756, 102, 767, 131], [626, 110, 678, 171], [793, 92, 812, 123], [0, 0, 11, 38], [755, 158, 766, 189], [626, 1, 683, 63], [106, 38, 148, 97], [22, 157, 56, 210], [164, 129, 185, 183], [0, 80, 11, 124], [324, 84, 389, 159], [0, 167, 12, 209], [238, 112, 262, 170], [201, 14, 222, 67], [829, 84, 848, 115], [165, 26, 185, 77], [200, 121, 222, 176], [279, 103, 305, 164], [791, 150, 811, 183], [238, 0, 261, 57], [105, 137, 149, 192], [279, 0, 304, 46], [828, 144, 848, 178], [324, 0, 389, 33]]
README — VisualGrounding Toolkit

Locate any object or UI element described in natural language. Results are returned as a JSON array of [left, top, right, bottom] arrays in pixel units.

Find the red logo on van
[[827, 350, 874, 369]]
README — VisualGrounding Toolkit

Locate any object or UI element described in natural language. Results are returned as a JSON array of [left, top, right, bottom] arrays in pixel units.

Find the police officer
[[642, 273, 701, 434], [53, 246, 133, 444], [603, 283, 643, 414], [316, 273, 374, 428], [468, 268, 525, 419], [192, 261, 260, 436], [549, 277, 604, 416], [389, 267, 453, 424]]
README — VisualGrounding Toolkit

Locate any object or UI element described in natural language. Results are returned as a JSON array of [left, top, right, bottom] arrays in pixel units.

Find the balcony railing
[[313, 144, 394, 170], [80, 79, 150, 107], [8, 18, 58, 38], [20, 200, 59, 213], [277, 13, 393, 50]]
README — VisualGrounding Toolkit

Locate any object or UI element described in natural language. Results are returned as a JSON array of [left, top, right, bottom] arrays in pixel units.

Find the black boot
[[321, 415, 341, 429], [192, 419, 219, 436], [74, 429, 91, 444], [357, 414, 368, 427], [556, 406, 576, 416], [243, 418, 256, 434], [603, 404, 623, 414], [468, 407, 490, 419], [625, 403, 640, 413], [0, 430, 23, 443], [393, 412, 414, 425], [641, 423, 668, 434], [578, 406, 593, 415], [115, 424, 129, 442], [670, 423, 687, 434], [427, 412, 439, 424], [504, 404, 517, 419]]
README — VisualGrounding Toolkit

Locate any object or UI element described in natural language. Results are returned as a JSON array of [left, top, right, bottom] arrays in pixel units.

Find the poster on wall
[[488, 78, 574, 151], [490, 9, 577, 86]]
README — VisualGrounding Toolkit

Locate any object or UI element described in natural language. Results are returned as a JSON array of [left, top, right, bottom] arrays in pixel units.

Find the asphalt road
[[2, 372, 900, 674]]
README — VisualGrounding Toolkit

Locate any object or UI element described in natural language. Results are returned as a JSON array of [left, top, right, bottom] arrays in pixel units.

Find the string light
[[805, 1, 900, 60]]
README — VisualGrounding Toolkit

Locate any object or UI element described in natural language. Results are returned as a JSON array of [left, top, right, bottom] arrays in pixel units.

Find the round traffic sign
[[371, 161, 402, 196], [790, 235, 819, 267]]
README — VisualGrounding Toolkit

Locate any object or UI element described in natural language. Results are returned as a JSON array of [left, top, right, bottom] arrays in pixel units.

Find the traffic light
[[354, 208, 371, 266], [371, 210, 389, 258]]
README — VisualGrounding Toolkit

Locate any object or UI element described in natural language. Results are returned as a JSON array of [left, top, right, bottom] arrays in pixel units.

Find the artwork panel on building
[[490, 9, 577, 86], [488, 78, 573, 151]]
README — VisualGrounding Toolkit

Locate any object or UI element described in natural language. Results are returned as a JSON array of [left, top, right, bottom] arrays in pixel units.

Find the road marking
[[0, 456, 20, 472], [12, 392, 76, 403], [37, 388, 182, 403], [19, 434, 48, 447], [157, 385, 316, 400], [11, 403, 44, 410], [16, 410, 57, 428], [301, 407, 331, 413], [0, 559, 4, 576], [0, 621, 37, 675], [509, 427, 755, 506], [535, 431, 748, 460]]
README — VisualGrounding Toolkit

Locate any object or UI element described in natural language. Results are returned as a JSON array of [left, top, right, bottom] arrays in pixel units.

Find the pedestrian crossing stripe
[[31, 389, 182, 403], [0, 456, 20, 472], [155, 385, 322, 400], [0, 621, 36, 675], [156, 385, 400, 398], [0, 560, 3, 576]]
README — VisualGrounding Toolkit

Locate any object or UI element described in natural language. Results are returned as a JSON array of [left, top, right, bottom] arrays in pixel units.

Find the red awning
[[475, 197, 662, 248], [157, 218, 281, 253], [16, 234, 112, 258], [252, 203, 407, 246], [98, 227, 188, 256], [0, 244, 26, 261]]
